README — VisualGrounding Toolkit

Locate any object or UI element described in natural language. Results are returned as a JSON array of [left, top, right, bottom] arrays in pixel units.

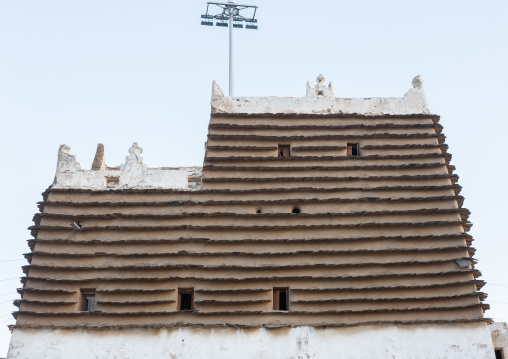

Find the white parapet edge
[[211, 75, 430, 116], [7, 323, 496, 359], [52, 143, 202, 190]]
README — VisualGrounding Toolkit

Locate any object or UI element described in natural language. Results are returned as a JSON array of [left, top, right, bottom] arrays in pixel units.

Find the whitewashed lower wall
[[490, 322, 508, 358], [7, 324, 495, 359]]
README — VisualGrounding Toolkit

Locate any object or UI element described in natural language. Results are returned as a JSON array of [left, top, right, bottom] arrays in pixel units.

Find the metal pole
[[228, 2, 234, 96], [201, 0, 257, 96]]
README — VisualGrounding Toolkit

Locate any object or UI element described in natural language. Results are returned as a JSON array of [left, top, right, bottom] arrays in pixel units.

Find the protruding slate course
[[7, 76, 497, 359]]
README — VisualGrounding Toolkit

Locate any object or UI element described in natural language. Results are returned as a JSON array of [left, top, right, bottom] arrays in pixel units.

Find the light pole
[[228, 2, 234, 96], [201, 1, 258, 96]]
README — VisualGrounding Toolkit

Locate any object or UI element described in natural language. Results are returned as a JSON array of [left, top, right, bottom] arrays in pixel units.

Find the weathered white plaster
[[7, 324, 496, 359], [56, 144, 81, 173], [489, 322, 508, 357], [211, 80, 224, 100], [211, 75, 430, 116], [307, 74, 334, 98], [52, 143, 202, 190]]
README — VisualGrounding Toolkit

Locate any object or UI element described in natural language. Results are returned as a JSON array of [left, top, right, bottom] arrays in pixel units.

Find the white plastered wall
[[211, 75, 430, 116], [7, 323, 496, 359], [52, 143, 202, 190], [489, 322, 508, 358]]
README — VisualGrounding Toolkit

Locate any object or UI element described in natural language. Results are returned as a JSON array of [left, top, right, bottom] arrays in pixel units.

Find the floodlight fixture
[[200, 1, 259, 96], [201, 14, 214, 26]]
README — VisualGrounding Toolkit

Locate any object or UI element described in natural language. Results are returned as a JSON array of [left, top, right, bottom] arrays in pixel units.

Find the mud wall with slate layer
[[12, 110, 490, 330]]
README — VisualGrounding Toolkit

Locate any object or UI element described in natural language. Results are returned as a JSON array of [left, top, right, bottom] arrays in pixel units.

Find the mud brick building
[[7, 76, 504, 358]]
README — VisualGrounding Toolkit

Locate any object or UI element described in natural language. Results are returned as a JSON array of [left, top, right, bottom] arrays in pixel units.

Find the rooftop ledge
[[211, 75, 430, 116], [52, 75, 429, 190], [52, 143, 202, 191]]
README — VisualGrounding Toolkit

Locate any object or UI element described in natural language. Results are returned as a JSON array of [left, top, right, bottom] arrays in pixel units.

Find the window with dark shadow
[[80, 289, 95, 312], [273, 288, 289, 311], [178, 289, 194, 311], [278, 144, 291, 157], [347, 143, 359, 156]]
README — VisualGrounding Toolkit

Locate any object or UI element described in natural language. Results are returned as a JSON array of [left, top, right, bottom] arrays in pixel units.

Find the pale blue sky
[[0, 0, 507, 355]]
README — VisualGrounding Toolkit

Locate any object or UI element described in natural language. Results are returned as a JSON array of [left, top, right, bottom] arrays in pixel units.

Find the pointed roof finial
[[56, 144, 81, 173], [212, 80, 224, 100], [91, 143, 106, 171], [412, 75, 423, 89], [121, 142, 144, 171], [128, 142, 143, 157], [307, 74, 334, 98]]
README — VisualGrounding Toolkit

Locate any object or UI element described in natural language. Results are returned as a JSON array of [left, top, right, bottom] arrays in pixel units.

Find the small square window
[[347, 143, 359, 156], [273, 287, 289, 311], [178, 289, 194, 311], [278, 144, 291, 157], [81, 290, 95, 312]]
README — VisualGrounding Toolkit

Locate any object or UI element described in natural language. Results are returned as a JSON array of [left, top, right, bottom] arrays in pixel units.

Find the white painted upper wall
[[52, 143, 202, 190], [211, 75, 431, 116]]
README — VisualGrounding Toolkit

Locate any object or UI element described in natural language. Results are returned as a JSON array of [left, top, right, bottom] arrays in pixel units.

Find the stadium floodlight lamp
[[200, 1, 259, 96], [200, 14, 214, 26]]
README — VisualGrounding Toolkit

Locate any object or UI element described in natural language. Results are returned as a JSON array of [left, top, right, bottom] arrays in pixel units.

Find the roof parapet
[[211, 75, 430, 116], [52, 143, 202, 190]]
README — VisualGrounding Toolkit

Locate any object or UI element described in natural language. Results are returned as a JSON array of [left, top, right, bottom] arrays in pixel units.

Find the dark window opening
[[278, 144, 290, 157], [178, 289, 194, 311], [347, 143, 359, 156], [495, 349, 504, 359], [256, 209, 262, 214], [292, 207, 301, 214], [81, 290, 95, 311], [273, 288, 289, 311]]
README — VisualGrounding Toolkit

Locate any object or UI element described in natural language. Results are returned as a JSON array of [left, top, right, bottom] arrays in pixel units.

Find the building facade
[[7, 76, 502, 358]]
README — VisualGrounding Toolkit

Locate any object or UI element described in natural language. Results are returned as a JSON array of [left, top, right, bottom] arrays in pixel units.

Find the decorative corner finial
[[212, 80, 224, 100], [56, 144, 81, 173], [91, 143, 106, 171], [121, 142, 144, 171], [60, 144, 71, 155], [306, 74, 334, 98], [412, 75, 423, 89], [128, 142, 143, 157]]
